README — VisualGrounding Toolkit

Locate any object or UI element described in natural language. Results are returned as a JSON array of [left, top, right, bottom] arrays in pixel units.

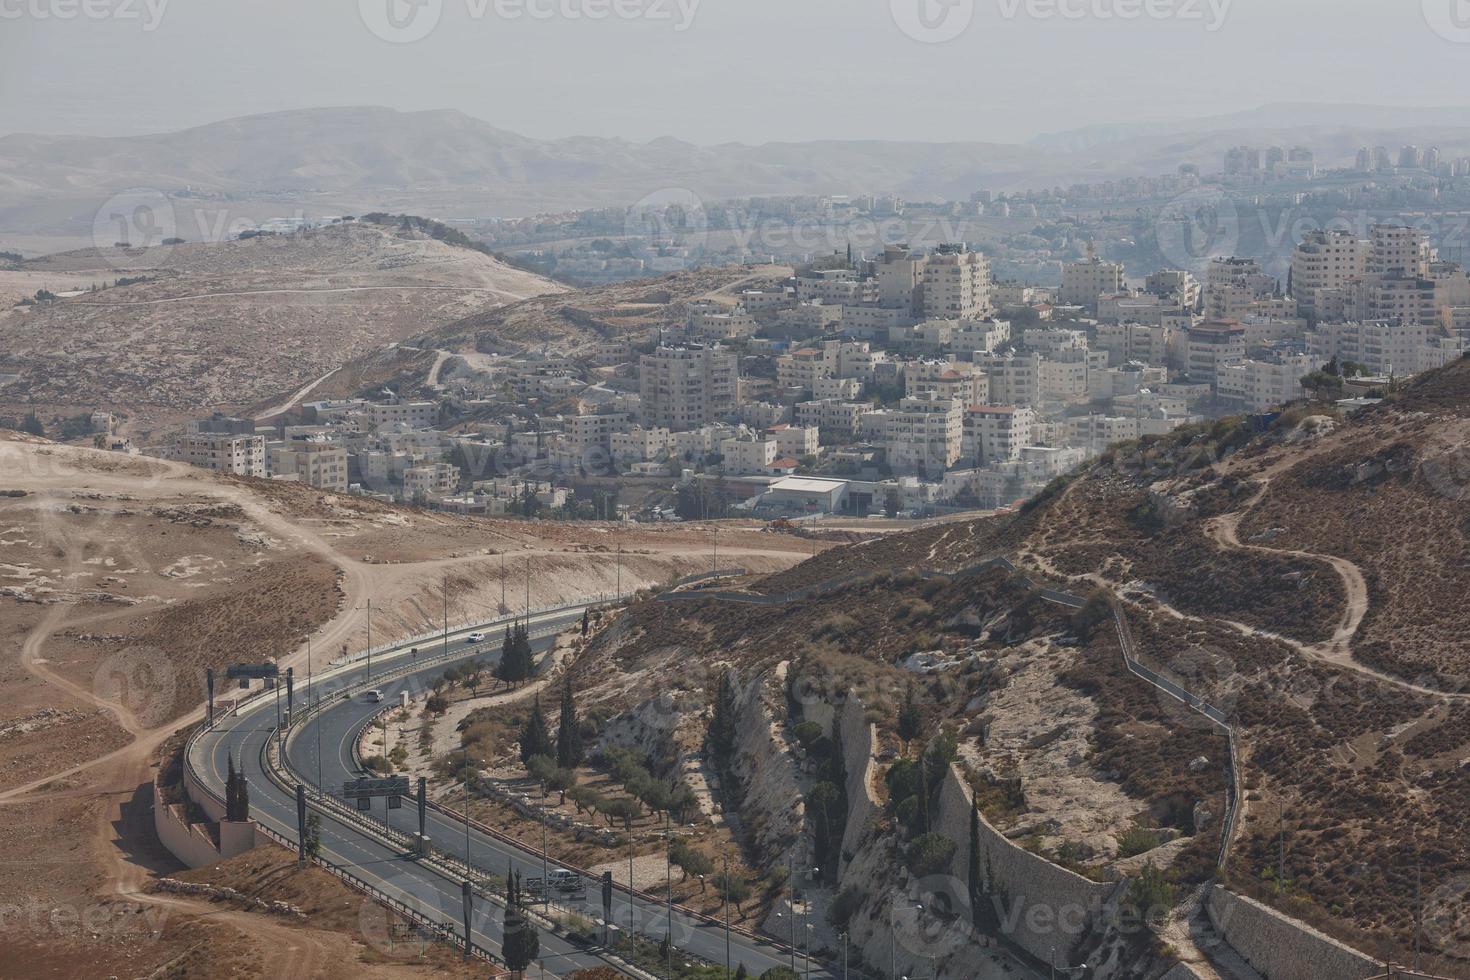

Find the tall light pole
[[615, 544, 622, 601], [443, 570, 450, 660], [891, 898, 922, 980], [787, 858, 819, 973], [354, 599, 374, 683], [462, 746, 473, 881]]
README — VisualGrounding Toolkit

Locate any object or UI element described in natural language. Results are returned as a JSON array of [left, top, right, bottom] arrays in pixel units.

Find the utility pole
[[723, 853, 731, 978], [616, 544, 622, 601], [525, 558, 531, 620], [354, 599, 374, 682], [296, 783, 308, 867], [501, 551, 507, 613], [463, 746, 473, 881], [712, 524, 718, 576], [1277, 801, 1286, 896], [542, 809, 549, 911], [665, 812, 674, 980]]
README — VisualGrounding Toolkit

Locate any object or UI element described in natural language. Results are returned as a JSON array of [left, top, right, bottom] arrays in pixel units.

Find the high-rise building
[[920, 244, 991, 319], [638, 344, 739, 431], [1059, 253, 1126, 309], [1291, 230, 1369, 320]]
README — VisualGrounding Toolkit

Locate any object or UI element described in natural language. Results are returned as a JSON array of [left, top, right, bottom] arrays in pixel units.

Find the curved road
[[192, 604, 822, 978]]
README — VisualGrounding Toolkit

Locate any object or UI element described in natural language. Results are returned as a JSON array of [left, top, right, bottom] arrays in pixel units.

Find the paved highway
[[192, 604, 825, 978]]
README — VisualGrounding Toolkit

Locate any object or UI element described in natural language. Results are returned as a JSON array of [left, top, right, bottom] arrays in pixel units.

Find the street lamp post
[[891, 898, 923, 980]]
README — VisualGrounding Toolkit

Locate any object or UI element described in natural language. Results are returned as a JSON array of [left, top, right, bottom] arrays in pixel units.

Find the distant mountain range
[[5, 103, 1470, 251]]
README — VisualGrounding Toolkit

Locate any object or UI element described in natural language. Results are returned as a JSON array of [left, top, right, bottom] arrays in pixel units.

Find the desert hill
[[563, 356, 1470, 976], [10, 104, 1470, 251], [0, 221, 564, 436]]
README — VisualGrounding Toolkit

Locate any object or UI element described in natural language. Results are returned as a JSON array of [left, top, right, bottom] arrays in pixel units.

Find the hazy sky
[[4, 0, 1470, 144]]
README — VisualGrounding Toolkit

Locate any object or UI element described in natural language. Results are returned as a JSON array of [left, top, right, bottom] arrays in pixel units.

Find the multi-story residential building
[[794, 400, 866, 441], [1205, 257, 1280, 319], [689, 308, 759, 341], [885, 394, 963, 474], [611, 426, 672, 463], [403, 462, 460, 499], [1185, 319, 1247, 387], [874, 243, 926, 311], [367, 401, 439, 430], [639, 345, 738, 430], [1059, 253, 1125, 309], [906, 360, 988, 405], [978, 351, 1043, 407], [565, 413, 632, 454], [269, 438, 349, 491], [950, 318, 1011, 356], [920, 244, 991, 319], [1290, 230, 1369, 320], [720, 436, 778, 475], [1369, 224, 1432, 279], [177, 416, 265, 476], [812, 376, 862, 401], [776, 346, 835, 394], [1308, 320, 1463, 376], [795, 270, 877, 306], [962, 405, 1036, 465], [768, 424, 820, 460], [1144, 269, 1201, 309], [1093, 321, 1176, 367], [1215, 353, 1321, 412]]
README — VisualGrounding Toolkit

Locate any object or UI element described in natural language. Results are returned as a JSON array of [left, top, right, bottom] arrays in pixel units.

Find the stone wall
[[153, 781, 261, 869], [836, 694, 879, 875], [729, 663, 807, 871], [1206, 887, 1381, 980], [934, 763, 1116, 964]]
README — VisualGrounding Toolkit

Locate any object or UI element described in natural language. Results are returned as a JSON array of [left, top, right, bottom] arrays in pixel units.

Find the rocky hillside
[[559, 356, 1470, 978], [0, 222, 563, 435]]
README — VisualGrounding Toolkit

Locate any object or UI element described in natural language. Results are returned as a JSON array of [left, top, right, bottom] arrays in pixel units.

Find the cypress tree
[[519, 697, 552, 765], [502, 867, 539, 976], [556, 675, 584, 770]]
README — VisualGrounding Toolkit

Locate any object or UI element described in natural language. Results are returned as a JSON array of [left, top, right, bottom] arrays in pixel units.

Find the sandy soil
[[0, 431, 813, 977]]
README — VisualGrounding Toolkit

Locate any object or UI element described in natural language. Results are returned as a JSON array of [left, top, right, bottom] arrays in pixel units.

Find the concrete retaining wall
[[730, 664, 806, 871], [1206, 887, 1381, 980], [153, 782, 262, 869], [934, 764, 1115, 963], [836, 694, 879, 875]]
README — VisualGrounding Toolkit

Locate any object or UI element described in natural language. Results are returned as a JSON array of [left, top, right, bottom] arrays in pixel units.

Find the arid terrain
[[0, 431, 817, 978], [0, 221, 563, 438]]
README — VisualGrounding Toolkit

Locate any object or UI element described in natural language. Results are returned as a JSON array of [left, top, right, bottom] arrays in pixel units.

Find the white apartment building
[[1185, 320, 1247, 387], [1308, 320, 1463, 376], [906, 360, 988, 405], [979, 352, 1043, 407], [768, 424, 820, 460], [611, 426, 672, 463], [920, 244, 991, 319], [177, 417, 265, 476], [776, 347, 835, 394], [720, 436, 778, 475], [886, 394, 963, 474], [795, 400, 866, 440], [1369, 224, 1432, 279], [951, 318, 1011, 356], [566, 413, 631, 453], [1144, 269, 1201, 309], [268, 439, 349, 492], [689, 308, 759, 341], [1059, 254, 1125, 309], [1205, 257, 1280, 319], [1216, 353, 1321, 412], [962, 405, 1036, 465], [1040, 357, 1092, 404], [367, 401, 439, 430], [796, 270, 877, 306], [1093, 321, 1175, 367], [639, 345, 739, 431], [403, 462, 460, 499], [1291, 230, 1369, 320], [813, 376, 862, 401]]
